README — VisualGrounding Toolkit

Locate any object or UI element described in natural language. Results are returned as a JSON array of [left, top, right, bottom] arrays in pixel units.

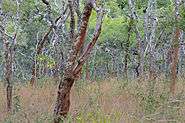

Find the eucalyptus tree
[[0, 0, 19, 112], [146, 0, 158, 81], [53, 0, 105, 122], [30, 0, 69, 86], [128, 0, 145, 78]]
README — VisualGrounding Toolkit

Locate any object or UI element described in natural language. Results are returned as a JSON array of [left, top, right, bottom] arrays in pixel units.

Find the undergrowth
[[0, 78, 185, 123]]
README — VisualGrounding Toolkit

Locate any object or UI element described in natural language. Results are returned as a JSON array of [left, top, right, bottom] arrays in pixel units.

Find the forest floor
[[1, 78, 185, 123]]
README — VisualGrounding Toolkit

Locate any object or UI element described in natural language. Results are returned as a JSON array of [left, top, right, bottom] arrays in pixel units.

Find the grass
[[0, 78, 185, 123]]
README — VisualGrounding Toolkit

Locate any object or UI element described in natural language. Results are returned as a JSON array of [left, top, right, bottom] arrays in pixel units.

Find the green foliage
[[106, 0, 124, 18], [100, 16, 127, 45], [2, 0, 17, 14], [5, 21, 15, 36], [157, 0, 171, 8], [179, 5, 185, 31], [76, 110, 121, 123], [37, 54, 56, 69], [19, 0, 37, 17], [13, 95, 21, 114]]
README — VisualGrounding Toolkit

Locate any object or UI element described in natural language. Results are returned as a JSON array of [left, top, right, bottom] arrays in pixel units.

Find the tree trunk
[[143, 0, 157, 81], [170, 29, 180, 94], [85, 60, 91, 80], [54, 76, 74, 123], [30, 0, 68, 86], [30, 28, 52, 86], [2, 30, 16, 113], [6, 83, 13, 112], [30, 61, 37, 86], [5, 45, 13, 112], [1, 2, 17, 112], [128, 0, 144, 79], [124, 20, 132, 79], [53, 0, 105, 122], [170, 0, 181, 94], [53, 64, 60, 83]]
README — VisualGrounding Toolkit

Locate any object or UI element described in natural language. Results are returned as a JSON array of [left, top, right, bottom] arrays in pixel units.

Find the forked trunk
[[53, 1, 105, 122]]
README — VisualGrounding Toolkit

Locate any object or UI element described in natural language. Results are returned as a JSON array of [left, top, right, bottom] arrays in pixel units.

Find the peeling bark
[[53, 0, 105, 122]]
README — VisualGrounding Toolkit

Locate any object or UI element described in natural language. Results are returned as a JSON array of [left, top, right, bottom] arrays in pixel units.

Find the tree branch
[[68, 0, 75, 40], [73, 9, 105, 75]]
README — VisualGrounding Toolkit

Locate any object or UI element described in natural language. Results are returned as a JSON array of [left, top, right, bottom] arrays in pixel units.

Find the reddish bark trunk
[[53, 1, 94, 122], [53, 1, 105, 122], [170, 0, 181, 95], [54, 76, 74, 123], [170, 28, 180, 94], [6, 84, 13, 112]]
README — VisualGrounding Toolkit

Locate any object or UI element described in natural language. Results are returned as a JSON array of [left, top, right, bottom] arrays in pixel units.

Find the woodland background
[[1, 0, 185, 122]]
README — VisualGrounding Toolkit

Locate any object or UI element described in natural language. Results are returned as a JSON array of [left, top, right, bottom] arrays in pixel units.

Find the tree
[[1, 25, 16, 113], [128, 0, 144, 78], [147, 0, 158, 81], [0, 0, 18, 113], [30, 0, 68, 86], [53, 0, 105, 122]]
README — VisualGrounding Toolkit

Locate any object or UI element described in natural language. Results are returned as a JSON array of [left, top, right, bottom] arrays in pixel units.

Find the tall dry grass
[[0, 78, 185, 123]]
